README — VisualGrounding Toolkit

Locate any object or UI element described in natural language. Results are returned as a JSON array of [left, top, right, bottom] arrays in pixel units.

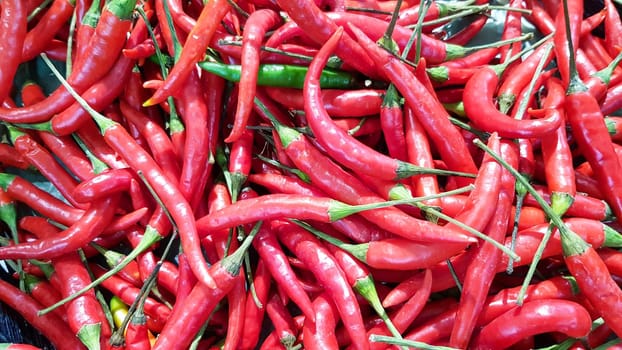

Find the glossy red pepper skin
[[472, 299, 591, 349], [22, 0, 74, 61], [464, 67, 562, 138], [145, 0, 230, 106], [450, 139, 517, 349], [226, 9, 281, 143], [0, 194, 118, 259], [0, 279, 86, 350], [565, 243, 622, 338], [0, 0, 26, 103], [274, 221, 369, 350], [566, 89, 622, 226], [252, 224, 316, 321], [275, 0, 377, 78], [349, 24, 478, 181]]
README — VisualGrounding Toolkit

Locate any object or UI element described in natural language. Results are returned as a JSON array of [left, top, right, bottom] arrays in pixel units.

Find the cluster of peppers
[[1, 0, 622, 349]]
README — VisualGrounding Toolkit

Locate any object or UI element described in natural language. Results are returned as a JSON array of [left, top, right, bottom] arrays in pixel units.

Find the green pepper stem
[[369, 334, 460, 350]]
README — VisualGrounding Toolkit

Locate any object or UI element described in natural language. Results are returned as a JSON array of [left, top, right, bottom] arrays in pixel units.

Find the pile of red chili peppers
[[3, 0, 622, 349]]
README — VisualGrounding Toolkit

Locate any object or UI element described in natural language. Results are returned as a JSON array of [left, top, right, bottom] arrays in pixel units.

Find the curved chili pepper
[[463, 65, 562, 139], [51, 21, 149, 136], [539, 78, 576, 217], [205, 183, 247, 350], [72, 168, 136, 203], [264, 113, 477, 245], [566, 86, 622, 225], [0, 279, 85, 350], [447, 14, 488, 46], [22, 273, 67, 324], [226, 9, 282, 143], [472, 299, 591, 349], [11, 130, 82, 208], [143, 0, 230, 106], [0, 0, 26, 103], [174, 70, 211, 207], [274, 220, 369, 350], [51, 254, 112, 350], [22, 0, 74, 61], [0, 0, 136, 125], [0, 143, 29, 169], [306, 28, 470, 181], [118, 101, 181, 181], [274, 0, 377, 78], [499, 0, 524, 63], [74, 0, 101, 64], [497, 39, 555, 114], [349, 23, 478, 181], [367, 269, 432, 350], [0, 195, 118, 260], [251, 223, 315, 321], [379, 85, 407, 161]]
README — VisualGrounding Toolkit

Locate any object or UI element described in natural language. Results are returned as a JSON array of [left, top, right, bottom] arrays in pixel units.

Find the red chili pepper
[[248, 172, 391, 243], [274, 0, 377, 78], [553, 0, 583, 87], [251, 224, 316, 321], [274, 220, 370, 350], [91, 264, 171, 327], [604, 0, 622, 57], [11, 130, 82, 208], [379, 85, 407, 161], [22, 273, 68, 324], [38, 132, 96, 181], [239, 260, 271, 350], [0, 194, 118, 259], [0, 0, 26, 103], [144, 0, 230, 106], [0, 143, 29, 169], [266, 292, 299, 348], [405, 276, 578, 344], [472, 299, 592, 349], [499, 0, 524, 63], [497, 39, 555, 113], [125, 311, 151, 350], [0, 279, 85, 350], [22, 0, 74, 61], [151, 224, 258, 350], [302, 293, 339, 350], [74, 0, 102, 64], [562, 227, 622, 338], [463, 65, 562, 138], [349, 23, 478, 180], [264, 87, 384, 118], [450, 140, 517, 349], [306, 28, 467, 181], [226, 9, 281, 143]]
